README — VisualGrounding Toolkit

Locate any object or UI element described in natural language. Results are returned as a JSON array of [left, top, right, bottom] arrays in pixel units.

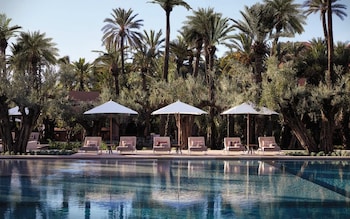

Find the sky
[[2, 0, 350, 62]]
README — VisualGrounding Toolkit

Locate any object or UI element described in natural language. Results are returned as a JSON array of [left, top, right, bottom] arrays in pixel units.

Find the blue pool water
[[0, 159, 350, 218]]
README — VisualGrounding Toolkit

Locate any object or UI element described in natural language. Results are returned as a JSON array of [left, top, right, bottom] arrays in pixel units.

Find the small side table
[[107, 145, 113, 154], [172, 144, 182, 154], [246, 144, 257, 154]]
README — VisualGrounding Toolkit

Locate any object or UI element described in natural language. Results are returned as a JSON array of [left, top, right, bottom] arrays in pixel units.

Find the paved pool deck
[[1, 149, 350, 160]]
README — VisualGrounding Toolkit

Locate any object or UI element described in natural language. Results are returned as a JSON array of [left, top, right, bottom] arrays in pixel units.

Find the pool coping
[[1, 149, 350, 160]]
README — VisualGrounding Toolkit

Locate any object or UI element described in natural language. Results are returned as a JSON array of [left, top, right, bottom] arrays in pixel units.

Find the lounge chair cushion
[[87, 140, 98, 147], [121, 141, 132, 146], [229, 141, 240, 146], [156, 141, 168, 147], [191, 141, 204, 147], [263, 140, 277, 147]]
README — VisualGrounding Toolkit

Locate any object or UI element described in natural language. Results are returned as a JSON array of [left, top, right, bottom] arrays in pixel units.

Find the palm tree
[[12, 31, 58, 91], [101, 8, 143, 95], [132, 29, 164, 136], [183, 8, 221, 77], [303, 0, 347, 84], [225, 32, 253, 67], [0, 14, 21, 152], [10, 31, 58, 153], [264, 0, 306, 56], [182, 8, 235, 149], [303, 0, 347, 41], [149, 0, 191, 82], [72, 58, 92, 91], [134, 29, 164, 90], [93, 47, 121, 96], [170, 36, 192, 78], [205, 14, 235, 71], [231, 3, 275, 83], [0, 13, 21, 78]]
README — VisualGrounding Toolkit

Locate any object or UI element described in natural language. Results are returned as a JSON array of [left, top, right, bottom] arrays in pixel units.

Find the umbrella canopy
[[259, 106, 279, 115], [151, 100, 207, 115], [151, 100, 207, 146], [84, 100, 138, 143], [8, 106, 29, 116], [221, 102, 260, 115], [84, 100, 138, 115], [221, 102, 278, 146]]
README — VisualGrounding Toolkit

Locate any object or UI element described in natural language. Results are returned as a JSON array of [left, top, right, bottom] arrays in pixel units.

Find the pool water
[[0, 159, 349, 218]]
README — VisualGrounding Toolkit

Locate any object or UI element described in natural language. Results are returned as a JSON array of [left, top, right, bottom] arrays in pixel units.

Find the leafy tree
[[262, 56, 350, 153], [149, 0, 191, 82]]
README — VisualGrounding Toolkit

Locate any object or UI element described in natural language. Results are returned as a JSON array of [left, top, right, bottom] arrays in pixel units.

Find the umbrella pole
[[175, 114, 181, 146], [247, 114, 250, 147], [178, 114, 181, 146], [227, 115, 230, 137], [110, 116, 112, 144]]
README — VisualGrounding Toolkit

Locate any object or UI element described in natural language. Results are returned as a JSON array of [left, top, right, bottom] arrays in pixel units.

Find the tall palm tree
[[303, 0, 347, 84], [231, 3, 275, 83], [0, 13, 21, 78], [72, 58, 92, 91], [264, 0, 306, 56], [149, 0, 191, 82], [101, 8, 143, 94], [12, 31, 58, 91], [10, 31, 58, 153], [303, 0, 347, 41]]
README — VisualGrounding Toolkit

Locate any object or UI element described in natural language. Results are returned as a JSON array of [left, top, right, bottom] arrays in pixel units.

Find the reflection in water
[[0, 159, 350, 218]]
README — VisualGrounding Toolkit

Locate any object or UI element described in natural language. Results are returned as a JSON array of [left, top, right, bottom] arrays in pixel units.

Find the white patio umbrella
[[151, 100, 207, 146], [8, 106, 29, 116], [84, 100, 138, 143], [221, 102, 278, 147]]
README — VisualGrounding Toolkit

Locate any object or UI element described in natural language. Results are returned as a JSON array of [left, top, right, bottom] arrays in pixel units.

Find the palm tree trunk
[[163, 10, 171, 82], [326, 0, 335, 85], [193, 41, 202, 77], [120, 36, 125, 75], [111, 63, 120, 97], [321, 12, 328, 42], [0, 39, 7, 78]]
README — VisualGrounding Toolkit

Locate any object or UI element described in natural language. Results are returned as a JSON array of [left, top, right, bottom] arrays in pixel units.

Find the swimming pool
[[0, 159, 349, 218]]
